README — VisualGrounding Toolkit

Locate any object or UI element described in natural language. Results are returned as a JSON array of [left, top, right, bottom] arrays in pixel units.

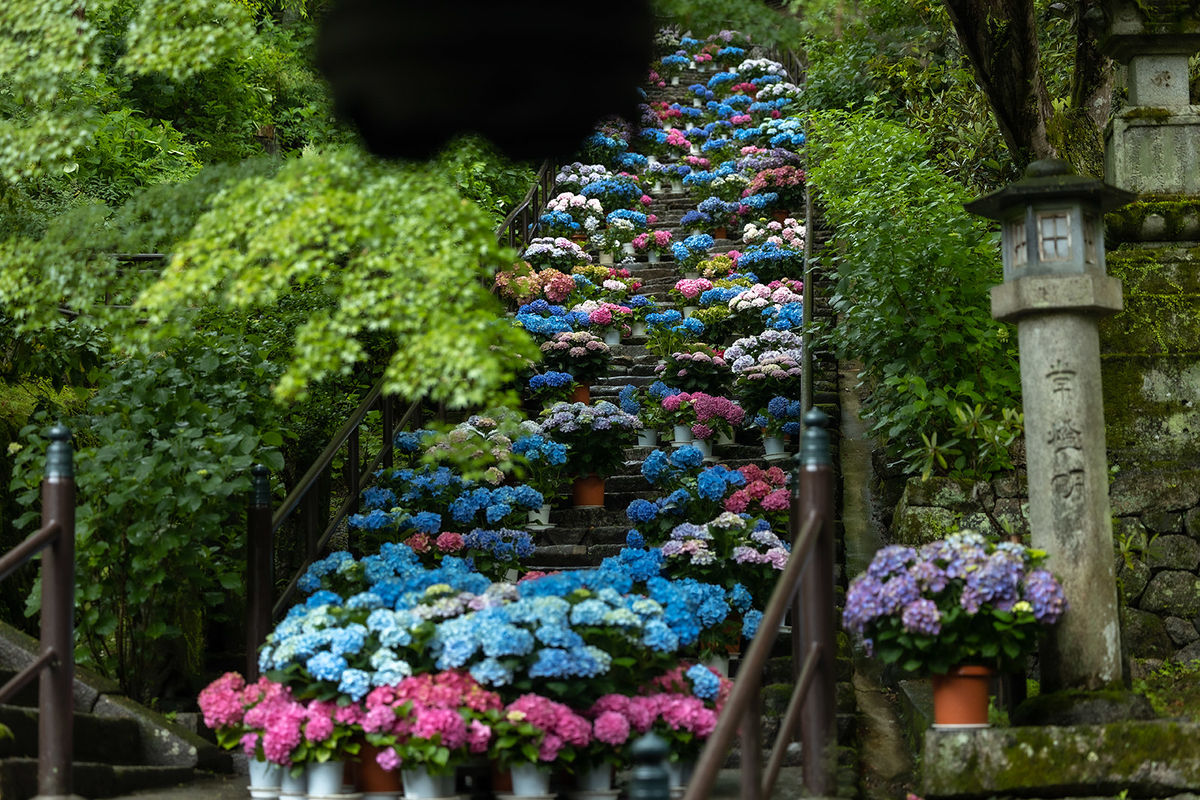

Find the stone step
[[0, 704, 143, 766], [0, 758, 195, 800]]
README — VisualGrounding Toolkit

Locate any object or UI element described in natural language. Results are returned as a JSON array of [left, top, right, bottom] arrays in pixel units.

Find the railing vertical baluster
[[381, 394, 394, 471], [302, 485, 321, 561], [798, 408, 837, 795], [246, 465, 273, 681], [38, 424, 75, 798], [740, 692, 763, 800], [347, 428, 361, 553]]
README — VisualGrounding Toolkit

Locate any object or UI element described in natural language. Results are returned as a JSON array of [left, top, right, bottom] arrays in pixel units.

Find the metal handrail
[[496, 159, 558, 251], [684, 410, 837, 800], [0, 425, 77, 797]]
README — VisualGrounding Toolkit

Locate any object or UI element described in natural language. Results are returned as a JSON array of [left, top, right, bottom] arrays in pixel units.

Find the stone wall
[[888, 471, 1200, 664]]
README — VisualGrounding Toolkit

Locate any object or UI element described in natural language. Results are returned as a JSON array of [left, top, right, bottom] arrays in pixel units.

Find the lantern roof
[[965, 159, 1137, 220]]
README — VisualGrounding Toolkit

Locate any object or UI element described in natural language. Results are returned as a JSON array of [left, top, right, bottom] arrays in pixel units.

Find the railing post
[[39, 424, 75, 798], [740, 692, 763, 800], [246, 465, 273, 681], [798, 408, 837, 795], [381, 394, 394, 471], [628, 733, 671, 800]]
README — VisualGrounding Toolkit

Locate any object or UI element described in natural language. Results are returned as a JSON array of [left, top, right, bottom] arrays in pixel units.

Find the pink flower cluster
[[728, 283, 801, 313], [587, 691, 717, 741], [731, 82, 758, 95], [505, 694, 594, 761], [725, 465, 790, 515], [405, 531, 464, 554], [730, 114, 752, 125], [542, 270, 576, 303], [632, 230, 674, 252], [198, 672, 248, 731], [240, 680, 306, 764], [589, 302, 632, 328], [672, 278, 713, 300], [540, 331, 609, 357], [365, 671, 501, 771], [664, 129, 692, 150], [653, 665, 734, 712]]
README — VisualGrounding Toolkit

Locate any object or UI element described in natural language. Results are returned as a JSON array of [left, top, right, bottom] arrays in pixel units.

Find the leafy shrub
[[807, 112, 1022, 479], [11, 333, 284, 702]]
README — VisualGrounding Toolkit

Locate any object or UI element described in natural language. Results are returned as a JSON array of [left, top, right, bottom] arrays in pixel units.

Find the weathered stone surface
[[1111, 469, 1200, 516], [923, 721, 1200, 799], [1117, 555, 1152, 604], [1107, 109, 1200, 195], [1011, 688, 1157, 726], [992, 471, 1028, 499], [1172, 640, 1200, 663], [1122, 606, 1174, 658], [93, 694, 230, 770], [1187, 507, 1200, 541], [1165, 616, 1200, 646], [0, 620, 118, 713], [992, 498, 1030, 539], [892, 505, 960, 547], [1144, 511, 1185, 534], [1147, 534, 1200, 571], [1140, 571, 1200, 618], [901, 476, 993, 512]]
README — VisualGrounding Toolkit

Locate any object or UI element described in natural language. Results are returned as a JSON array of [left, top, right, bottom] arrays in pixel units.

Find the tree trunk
[[942, 0, 1057, 164]]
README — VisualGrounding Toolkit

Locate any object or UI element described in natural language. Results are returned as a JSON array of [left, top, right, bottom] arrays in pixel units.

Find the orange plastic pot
[[569, 383, 590, 404], [772, 209, 789, 223], [931, 665, 993, 727], [572, 474, 605, 508], [713, 226, 728, 240]]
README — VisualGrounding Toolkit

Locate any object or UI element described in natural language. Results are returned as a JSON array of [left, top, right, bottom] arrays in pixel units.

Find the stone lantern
[[966, 159, 1135, 693]]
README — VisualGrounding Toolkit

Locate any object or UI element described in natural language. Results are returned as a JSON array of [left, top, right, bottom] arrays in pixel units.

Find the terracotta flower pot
[[572, 474, 605, 508], [932, 665, 993, 728], [356, 743, 402, 792], [569, 384, 590, 404], [772, 209, 789, 223], [713, 226, 727, 240]]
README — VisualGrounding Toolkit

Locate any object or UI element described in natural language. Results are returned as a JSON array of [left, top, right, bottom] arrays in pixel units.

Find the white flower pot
[[622, 242, 637, 256], [307, 760, 344, 797], [652, 181, 664, 193], [647, 251, 660, 264], [717, 430, 735, 446], [362, 794, 401, 800], [666, 759, 694, 788], [510, 763, 551, 796], [693, 99, 702, 108], [683, 271, 700, 280], [249, 760, 283, 791], [647, 154, 659, 165], [401, 765, 455, 799], [690, 145, 700, 155], [702, 653, 730, 677], [599, 251, 614, 266], [764, 435, 788, 460], [528, 504, 551, 526], [279, 765, 307, 798], [603, 329, 622, 346], [637, 429, 659, 448], [671, 75, 680, 86], [682, 305, 699, 318], [673, 425, 694, 445], [671, 180, 684, 193], [577, 763, 613, 792], [693, 438, 714, 460], [631, 321, 648, 337]]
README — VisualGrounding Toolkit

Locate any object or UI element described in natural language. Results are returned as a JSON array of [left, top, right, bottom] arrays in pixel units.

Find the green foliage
[[1131, 658, 1200, 719], [652, 0, 806, 48], [119, 0, 257, 83], [134, 147, 540, 407], [11, 333, 284, 702], [434, 136, 539, 228], [807, 112, 1022, 479]]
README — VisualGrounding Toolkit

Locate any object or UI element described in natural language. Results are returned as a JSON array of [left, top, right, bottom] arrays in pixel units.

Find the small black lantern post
[[965, 159, 1135, 692]]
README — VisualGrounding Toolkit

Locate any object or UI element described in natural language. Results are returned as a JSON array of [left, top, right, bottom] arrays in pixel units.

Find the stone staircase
[[0, 622, 232, 800]]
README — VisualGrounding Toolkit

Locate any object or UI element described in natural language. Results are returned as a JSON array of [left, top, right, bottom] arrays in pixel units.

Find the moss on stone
[[1124, 106, 1175, 123], [1047, 107, 1106, 178], [1107, 197, 1200, 243]]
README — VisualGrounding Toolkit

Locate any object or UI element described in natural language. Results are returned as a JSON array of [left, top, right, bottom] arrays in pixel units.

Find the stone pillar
[[993, 278, 1125, 691], [968, 159, 1136, 692], [1101, 0, 1200, 195]]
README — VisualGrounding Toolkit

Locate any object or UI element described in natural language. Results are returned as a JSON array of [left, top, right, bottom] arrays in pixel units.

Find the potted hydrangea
[[538, 401, 640, 507], [538, 331, 612, 401], [671, 234, 715, 278], [632, 229, 674, 263], [522, 237, 591, 272], [844, 532, 1067, 727]]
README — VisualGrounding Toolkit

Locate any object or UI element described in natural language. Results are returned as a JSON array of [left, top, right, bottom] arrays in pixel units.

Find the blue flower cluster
[[608, 209, 649, 228], [528, 371, 574, 392], [641, 446, 706, 485], [628, 295, 657, 311], [645, 310, 682, 330], [581, 180, 643, 207], [616, 152, 648, 171], [618, 384, 640, 416], [647, 380, 682, 400], [701, 137, 733, 154], [538, 210, 580, 234], [698, 197, 737, 218], [582, 133, 628, 162], [704, 101, 736, 119], [739, 192, 780, 211], [512, 435, 568, 467], [394, 429, 435, 454], [726, 94, 753, 109], [688, 84, 715, 101], [737, 241, 803, 274], [700, 287, 742, 306], [449, 485, 544, 526], [679, 209, 711, 229], [753, 74, 783, 86], [761, 396, 804, 436], [683, 163, 736, 186], [763, 302, 803, 330], [361, 486, 397, 511], [706, 72, 738, 91], [463, 528, 536, 560], [661, 54, 690, 70]]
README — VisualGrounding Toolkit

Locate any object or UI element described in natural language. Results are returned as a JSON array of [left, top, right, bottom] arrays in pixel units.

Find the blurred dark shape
[[316, 0, 655, 160]]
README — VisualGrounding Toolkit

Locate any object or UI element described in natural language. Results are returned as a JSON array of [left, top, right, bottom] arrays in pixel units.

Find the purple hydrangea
[[1024, 569, 1067, 623], [901, 598, 941, 636], [865, 545, 917, 581]]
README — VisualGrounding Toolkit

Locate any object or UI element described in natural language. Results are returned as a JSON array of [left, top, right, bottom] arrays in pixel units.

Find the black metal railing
[[244, 158, 558, 677], [684, 409, 837, 799], [0, 426, 77, 797]]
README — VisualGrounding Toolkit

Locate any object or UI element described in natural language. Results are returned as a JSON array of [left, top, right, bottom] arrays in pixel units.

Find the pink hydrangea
[[761, 488, 790, 512], [436, 532, 464, 552], [673, 278, 713, 299], [410, 705, 468, 749], [594, 711, 632, 745], [467, 719, 492, 753], [198, 672, 246, 730], [376, 746, 402, 772]]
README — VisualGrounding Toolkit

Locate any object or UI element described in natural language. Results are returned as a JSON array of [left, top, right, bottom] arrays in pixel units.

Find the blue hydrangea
[[687, 663, 721, 700], [743, 609, 764, 639], [306, 652, 347, 682], [338, 668, 371, 701], [729, 583, 753, 613], [627, 499, 659, 523], [470, 658, 514, 686], [626, 529, 646, 549]]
